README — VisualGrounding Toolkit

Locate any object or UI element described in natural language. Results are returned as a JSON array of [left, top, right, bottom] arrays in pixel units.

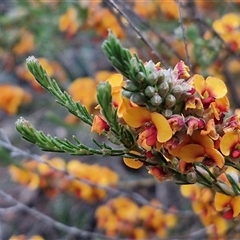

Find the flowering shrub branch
[[15, 31, 240, 219]]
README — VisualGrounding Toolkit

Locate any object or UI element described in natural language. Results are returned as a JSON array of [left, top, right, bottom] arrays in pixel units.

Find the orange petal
[[191, 130, 214, 148], [180, 184, 200, 199], [205, 148, 225, 168], [123, 107, 151, 128], [151, 112, 172, 142], [107, 73, 123, 88], [230, 196, 240, 217], [206, 76, 227, 98], [179, 144, 205, 162], [193, 74, 205, 98], [212, 215, 228, 234], [220, 131, 239, 156], [123, 157, 143, 169], [214, 192, 231, 211]]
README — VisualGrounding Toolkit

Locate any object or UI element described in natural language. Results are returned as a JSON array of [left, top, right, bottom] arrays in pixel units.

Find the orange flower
[[180, 184, 201, 200], [158, 0, 179, 19], [123, 106, 172, 148], [9, 164, 40, 190], [59, 7, 80, 37], [214, 192, 240, 219], [68, 77, 96, 112], [220, 131, 240, 158], [201, 119, 219, 140], [223, 109, 240, 133], [0, 84, 31, 115], [210, 96, 230, 121], [123, 158, 143, 169], [107, 73, 125, 109], [213, 13, 240, 35], [193, 74, 227, 108], [169, 130, 224, 168], [213, 13, 240, 51], [13, 29, 34, 56], [91, 115, 110, 134], [87, 5, 125, 39], [66, 71, 114, 124], [134, 1, 157, 19], [173, 61, 190, 80]]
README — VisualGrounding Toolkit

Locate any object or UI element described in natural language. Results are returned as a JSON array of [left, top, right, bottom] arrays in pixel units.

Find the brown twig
[[119, 2, 183, 64], [0, 130, 193, 216], [0, 189, 112, 239], [175, 0, 192, 72], [104, 0, 168, 67]]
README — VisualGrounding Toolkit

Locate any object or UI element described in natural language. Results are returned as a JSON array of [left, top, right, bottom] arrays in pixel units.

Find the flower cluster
[[0, 84, 31, 115], [181, 184, 228, 239], [66, 70, 114, 124], [9, 156, 118, 202], [181, 168, 240, 239], [9, 235, 44, 240], [16, 33, 240, 220], [213, 13, 240, 52], [95, 197, 177, 239]]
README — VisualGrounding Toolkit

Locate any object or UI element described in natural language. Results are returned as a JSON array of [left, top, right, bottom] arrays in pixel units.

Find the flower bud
[[161, 109, 172, 118], [146, 72, 158, 86], [145, 60, 156, 72], [130, 92, 147, 106], [227, 171, 239, 185], [137, 72, 146, 82], [144, 86, 155, 98], [125, 80, 138, 92], [130, 57, 140, 72], [146, 103, 157, 112], [165, 94, 176, 108], [158, 82, 169, 98], [97, 82, 112, 106], [150, 94, 163, 106], [174, 60, 190, 80], [186, 171, 197, 183], [171, 85, 183, 100], [215, 182, 236, 196], [91, 115, 110, 134], [121, 90, 132, 98]]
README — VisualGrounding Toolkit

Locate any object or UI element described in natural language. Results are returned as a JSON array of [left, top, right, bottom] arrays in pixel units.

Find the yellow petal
[[180, 185, 200, 199], [211, 215, 228, 235], [179, 144, 205, 162], [123, 157, 143, 169], [151, 112, 172, 142], [123, 107, 151, 128], [191, 130, 214, 148], [206, 76, 227, 98], [214, 192, 231, 211], [193, 74, 205, 97], [95, 71, 114, 83], [230, 196, 240, 217], [107, 73, 123, 88], [220, 131, 239, 156], [205, 147, 225, 168]]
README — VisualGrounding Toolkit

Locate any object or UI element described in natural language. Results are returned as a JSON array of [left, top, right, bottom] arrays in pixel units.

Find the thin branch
[[0, 129, 193, 216], [0, 189, 111, 239], [120, 2, 183, 63], [103, 0, 150, 61], [175, 0, 192, 71], [223, 59, 240, 108], [105, 0, 168, 67], [185, 6, 240, 58]]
